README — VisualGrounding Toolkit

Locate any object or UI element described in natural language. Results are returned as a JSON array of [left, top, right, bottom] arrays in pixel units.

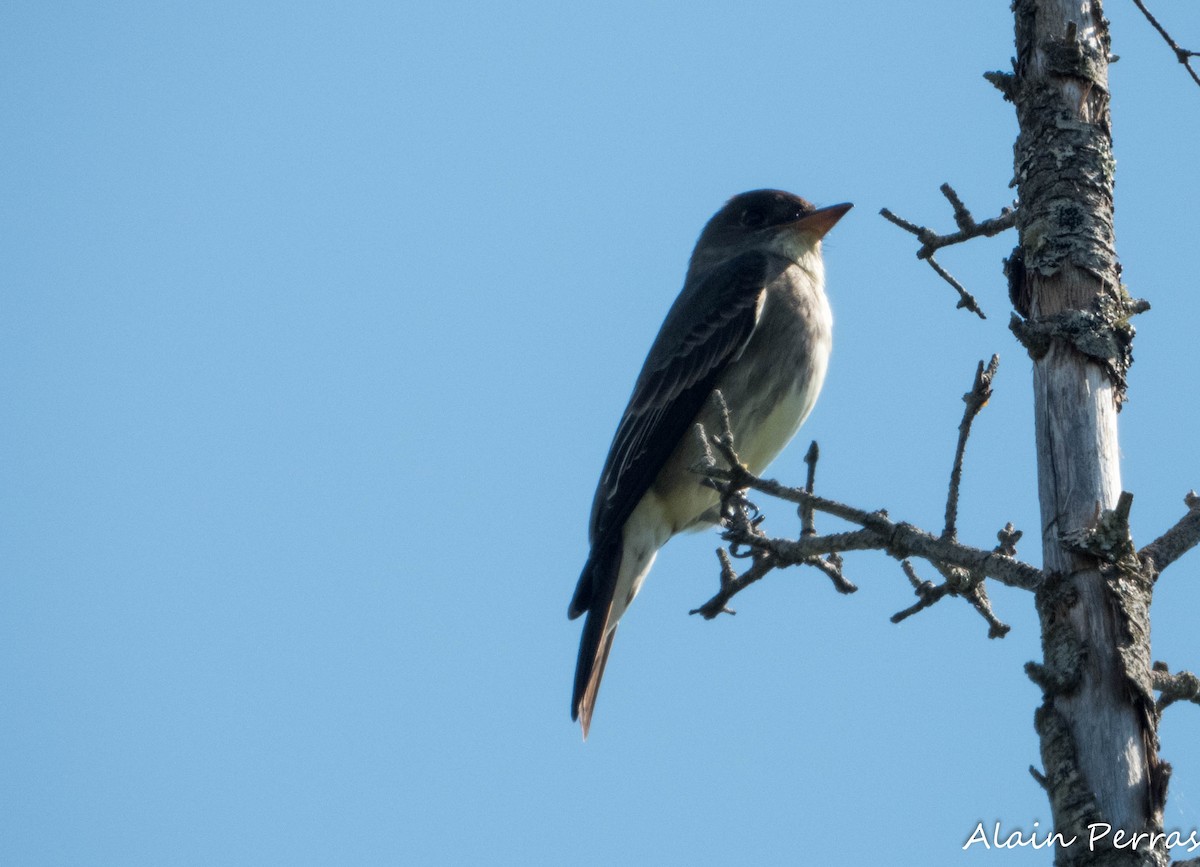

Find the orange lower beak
[[794, 202, 853, 239]]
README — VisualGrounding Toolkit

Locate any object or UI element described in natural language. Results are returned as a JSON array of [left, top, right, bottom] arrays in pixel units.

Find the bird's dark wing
[[568, 251, 774, 619]]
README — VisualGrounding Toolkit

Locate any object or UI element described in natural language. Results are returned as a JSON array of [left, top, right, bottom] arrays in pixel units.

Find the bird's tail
[[573, 613, 618, 739], [570, 541, 622, 739]]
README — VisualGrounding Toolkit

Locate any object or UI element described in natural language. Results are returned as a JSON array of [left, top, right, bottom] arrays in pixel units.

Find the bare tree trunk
[[1011, 1, 1166, 862]]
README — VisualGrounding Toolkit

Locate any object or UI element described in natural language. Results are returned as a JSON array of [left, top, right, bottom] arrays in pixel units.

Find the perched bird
[[568, 189, 851, 738]]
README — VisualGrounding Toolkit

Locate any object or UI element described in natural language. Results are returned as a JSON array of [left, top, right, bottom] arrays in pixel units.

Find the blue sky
[[3, 2, 1198, 865]]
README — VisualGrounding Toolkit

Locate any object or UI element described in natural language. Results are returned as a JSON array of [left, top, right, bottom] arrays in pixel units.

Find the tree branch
[[689, 363, 1041, 625], [688, 530, 865, 620], [945, 355, 1000, 540], [800, 441, 819, 537], [1131, 0, 1200, 89], [890, 559, 953, 624], [1138, 490, 1200, 581], [880, 183, 1017, 319], [689, 404, 858, 620], [1151, 662, 1200, 714]]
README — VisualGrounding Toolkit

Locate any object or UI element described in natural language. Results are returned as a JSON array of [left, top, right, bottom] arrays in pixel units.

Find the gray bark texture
[[1010, 1, 1167, 863]]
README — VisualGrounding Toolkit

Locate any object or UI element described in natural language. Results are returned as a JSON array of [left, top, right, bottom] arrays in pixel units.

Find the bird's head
[[689, 189, 852, 274]]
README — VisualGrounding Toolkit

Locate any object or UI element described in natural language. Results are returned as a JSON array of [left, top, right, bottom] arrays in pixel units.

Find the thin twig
[[996, 523, 1023, 557], [941, 183, 974, 231], [801, 441, 819, 536], [891, 560, 952, 624], [691, 417, 859, 618], [690, 522, 865, 620], [802, 551, 856, 594], [1029, 766, 1049, 790], [1131, 0, 1200, 89], [889, 558, 1010, 637], [927, 257, 987, 319], [944, 356, 1000, 540], [881, 185, 1016, 319], [963, 583, 1011, 639], [690, 556, 772, 619]]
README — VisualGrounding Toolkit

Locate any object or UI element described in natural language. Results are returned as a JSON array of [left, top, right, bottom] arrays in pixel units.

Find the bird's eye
[[740, 208, 765, 228]]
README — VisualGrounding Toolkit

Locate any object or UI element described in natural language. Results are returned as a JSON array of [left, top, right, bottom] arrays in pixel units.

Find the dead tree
[[1010, 1, 1161, 859], [691, 2, 1200, 864]]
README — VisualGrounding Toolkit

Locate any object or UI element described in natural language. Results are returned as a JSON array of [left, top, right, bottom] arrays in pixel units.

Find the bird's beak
[[792, 202, 853, 239]]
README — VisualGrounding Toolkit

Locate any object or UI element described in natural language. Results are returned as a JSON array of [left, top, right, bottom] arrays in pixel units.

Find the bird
[[568, 189, 851, 738]]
